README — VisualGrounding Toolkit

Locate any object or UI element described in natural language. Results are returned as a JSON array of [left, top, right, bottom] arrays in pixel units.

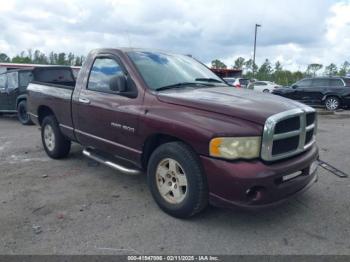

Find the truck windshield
[[127, 51, 226, 90]]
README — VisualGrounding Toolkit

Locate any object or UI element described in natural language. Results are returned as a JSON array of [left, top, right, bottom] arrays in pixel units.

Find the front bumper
[[201, 145, 319, 209]]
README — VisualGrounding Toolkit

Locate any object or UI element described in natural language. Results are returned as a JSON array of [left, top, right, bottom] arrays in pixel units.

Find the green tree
[[11, 56, 31, 63], [74, 56, 85, 66], [256, 59, 272, 81], [49, 51, 56, 64], [244, 59, 258, 79], [67, 52, 75, 65], [338, 61, 350, 76], [292, 71, 304, 83], [306, 63, 323, 77], [33, 50, 49, 64], [233, 57, 245, 69], [0, 53, 10, 62], [274, 61, 282, 72], [211, 59, 227, 69], [27, 49, 33, 62], [11, 51, 32, 63], [324, 63, 338, 76], [57, 53, 67, 65]]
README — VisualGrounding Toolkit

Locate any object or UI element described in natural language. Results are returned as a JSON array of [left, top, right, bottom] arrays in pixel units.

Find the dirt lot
[[0, 111, 349, 255]]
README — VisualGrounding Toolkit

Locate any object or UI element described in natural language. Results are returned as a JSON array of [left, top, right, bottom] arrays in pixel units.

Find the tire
[[41, 115, 71, 159], [147, 142, 208, 218], [325, 96, 340, 111], [17, 100, 33, 125], [263, 89, 270, 93]]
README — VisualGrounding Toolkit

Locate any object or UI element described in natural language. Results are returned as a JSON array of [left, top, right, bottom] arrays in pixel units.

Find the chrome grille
[[261, 107, 317, 161]]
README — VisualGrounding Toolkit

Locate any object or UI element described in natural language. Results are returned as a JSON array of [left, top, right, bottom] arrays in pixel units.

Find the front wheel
[[41, 115, 71, 159], [325, 96, 340, 111], [17, 100, 33, 125], [262, 89, 270, 93], [147, 142, 208, 218]]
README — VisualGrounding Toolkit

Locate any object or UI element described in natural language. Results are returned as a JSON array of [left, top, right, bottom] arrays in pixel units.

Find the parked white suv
[[224, 78, 250, 88], [249, 81, 281, 93]]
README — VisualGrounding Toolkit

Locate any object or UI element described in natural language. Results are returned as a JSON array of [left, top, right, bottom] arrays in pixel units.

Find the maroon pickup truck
[[27, 48, 319, 218]]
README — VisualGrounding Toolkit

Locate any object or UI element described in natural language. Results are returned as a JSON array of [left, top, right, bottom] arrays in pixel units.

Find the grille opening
[[306, 113, 316, 126], [272, 135, 299, 155], [274, 116, 300, 134], [305, 130, 314, 145]]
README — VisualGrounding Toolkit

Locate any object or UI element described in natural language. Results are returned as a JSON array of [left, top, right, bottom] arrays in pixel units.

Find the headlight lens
[[209, 137, 261, 160]]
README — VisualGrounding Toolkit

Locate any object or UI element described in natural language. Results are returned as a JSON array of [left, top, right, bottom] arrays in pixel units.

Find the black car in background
[[0, 66, 75, 124], [272, 77, 350, 110], [0, 69, 34, 124]]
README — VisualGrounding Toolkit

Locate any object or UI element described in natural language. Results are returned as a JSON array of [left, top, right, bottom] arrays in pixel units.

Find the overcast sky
[[0, 0, 349, 70]]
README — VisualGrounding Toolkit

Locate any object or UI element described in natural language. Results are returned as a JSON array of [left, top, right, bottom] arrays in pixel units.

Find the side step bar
[[82, 149, 142, 175]]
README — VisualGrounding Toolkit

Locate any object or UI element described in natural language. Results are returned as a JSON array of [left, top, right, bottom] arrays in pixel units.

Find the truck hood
[[157, 87, 306, 125]]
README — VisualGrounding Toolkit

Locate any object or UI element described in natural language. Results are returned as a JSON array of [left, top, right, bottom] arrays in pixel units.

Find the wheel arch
[[322, 93, 342, 102], [37, 105, 56, 126], [141, 133, 196, 170]]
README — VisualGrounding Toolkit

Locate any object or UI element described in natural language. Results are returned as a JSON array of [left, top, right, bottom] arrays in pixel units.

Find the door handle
[[79, 97, 90, 104]]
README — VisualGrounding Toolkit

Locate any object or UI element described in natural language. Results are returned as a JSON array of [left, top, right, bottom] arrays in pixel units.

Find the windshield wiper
[[155, 82, 212, 91], [195, 78, 223, 83]]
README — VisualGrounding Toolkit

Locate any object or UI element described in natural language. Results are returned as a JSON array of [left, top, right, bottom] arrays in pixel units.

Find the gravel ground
[[0, 111, 349, 255]]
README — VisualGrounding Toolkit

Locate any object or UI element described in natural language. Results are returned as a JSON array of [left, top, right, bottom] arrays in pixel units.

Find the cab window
[[88, 57, 124, 93]]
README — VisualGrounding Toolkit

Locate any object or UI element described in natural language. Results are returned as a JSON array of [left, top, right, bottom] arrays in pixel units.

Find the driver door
[[74, 54, 143, 160], [292, 79, 312, 102]]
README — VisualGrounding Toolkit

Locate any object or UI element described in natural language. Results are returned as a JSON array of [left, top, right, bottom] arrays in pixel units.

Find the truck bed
[[27, 82, 76, 141]]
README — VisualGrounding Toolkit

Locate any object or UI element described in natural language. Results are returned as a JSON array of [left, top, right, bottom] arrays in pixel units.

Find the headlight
[[209, 137, 261, 160]]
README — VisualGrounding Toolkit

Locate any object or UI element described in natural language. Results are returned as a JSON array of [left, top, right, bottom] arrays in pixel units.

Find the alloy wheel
[[44, 125, 55, 151], [156, 158, 188, 204], [326, 98, 339, 111]]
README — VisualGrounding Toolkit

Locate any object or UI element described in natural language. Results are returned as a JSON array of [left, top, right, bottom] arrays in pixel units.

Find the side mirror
[[109, 74, 127, 92], [291, 84, 298, 89]]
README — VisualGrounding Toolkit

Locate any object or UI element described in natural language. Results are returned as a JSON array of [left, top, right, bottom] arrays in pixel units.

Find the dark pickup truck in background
[[273, 77, 350, 111], [0, 66, 75, 124], [28, 48, 319, 218]]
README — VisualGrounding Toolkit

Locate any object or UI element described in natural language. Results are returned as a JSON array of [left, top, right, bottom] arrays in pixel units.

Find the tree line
[[212, 58, 350, 86], [0, 49, 85, 66], [1, 49, 349, 86]]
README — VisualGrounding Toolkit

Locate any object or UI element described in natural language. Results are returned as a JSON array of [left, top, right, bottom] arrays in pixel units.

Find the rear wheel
[[17, 100, 33, 125], [325, 96, 340, 111], [41, 115, 71, 159], [147, 142, 208, 218], [263, 89, 270, 93]]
